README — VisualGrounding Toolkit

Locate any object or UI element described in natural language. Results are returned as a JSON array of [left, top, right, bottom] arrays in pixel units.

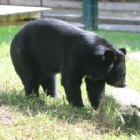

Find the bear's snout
[[114, 79, 126, 88]]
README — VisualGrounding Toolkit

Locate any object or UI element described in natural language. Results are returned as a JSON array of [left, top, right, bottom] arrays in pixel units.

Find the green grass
[[0, 26, 22, 48], [97, 30, 140, 53], [0, 26, 140, 139]]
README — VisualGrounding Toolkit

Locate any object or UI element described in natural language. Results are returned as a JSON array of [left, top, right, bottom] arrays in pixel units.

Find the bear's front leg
[[85, 78, 105, 110], [61, 75, 84, 108]]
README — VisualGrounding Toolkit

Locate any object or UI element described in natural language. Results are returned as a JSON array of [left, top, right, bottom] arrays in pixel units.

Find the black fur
[[10, 18, 126, 109]]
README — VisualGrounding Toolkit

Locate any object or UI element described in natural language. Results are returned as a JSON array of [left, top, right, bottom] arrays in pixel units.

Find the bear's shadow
[[0, 90, 94, 124], [1, 90, 135, 134]]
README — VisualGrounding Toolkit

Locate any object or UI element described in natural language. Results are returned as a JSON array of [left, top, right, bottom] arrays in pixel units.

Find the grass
[[0, 26, 140, 140], [97, 30, 140, 53]]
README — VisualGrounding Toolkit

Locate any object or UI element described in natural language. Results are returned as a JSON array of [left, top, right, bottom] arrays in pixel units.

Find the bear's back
[[22, 18, 85, 37]]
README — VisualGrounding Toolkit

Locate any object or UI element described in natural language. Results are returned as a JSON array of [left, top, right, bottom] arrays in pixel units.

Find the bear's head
[[103, 48, 126, 87]]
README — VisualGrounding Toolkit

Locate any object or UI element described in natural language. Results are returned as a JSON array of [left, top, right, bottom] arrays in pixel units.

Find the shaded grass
[[0, 26, 140, 139]]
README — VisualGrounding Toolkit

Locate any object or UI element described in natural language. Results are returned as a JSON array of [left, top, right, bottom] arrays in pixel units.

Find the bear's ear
[[119, 48, 126, 55], [104, 50, 116, 65]]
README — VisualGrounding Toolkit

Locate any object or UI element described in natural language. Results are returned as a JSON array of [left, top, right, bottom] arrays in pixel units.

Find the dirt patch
[[0, 106, 17, 125]]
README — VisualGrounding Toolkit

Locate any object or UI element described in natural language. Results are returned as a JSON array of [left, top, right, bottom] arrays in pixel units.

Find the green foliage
[[0, 26, 140, 139]]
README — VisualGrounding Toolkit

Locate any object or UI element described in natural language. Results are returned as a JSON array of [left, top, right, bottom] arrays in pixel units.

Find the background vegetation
[[0, 26, 140, 139]]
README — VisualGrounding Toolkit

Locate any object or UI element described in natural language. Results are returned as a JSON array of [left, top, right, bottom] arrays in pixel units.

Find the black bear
[[10, 18, 126, 109]]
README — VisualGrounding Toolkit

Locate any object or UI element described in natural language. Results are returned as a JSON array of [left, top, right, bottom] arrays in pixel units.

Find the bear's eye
[[117, 74, 123, 78], [117, 74, 125, 79], [118, 75, 121, 78], [114, 56, 117, 62]]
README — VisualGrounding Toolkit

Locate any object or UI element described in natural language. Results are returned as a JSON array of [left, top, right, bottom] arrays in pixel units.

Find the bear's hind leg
[[41, 75, 58, 98], [24, 77, 40, 97], [14, 65, 40, 97]]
